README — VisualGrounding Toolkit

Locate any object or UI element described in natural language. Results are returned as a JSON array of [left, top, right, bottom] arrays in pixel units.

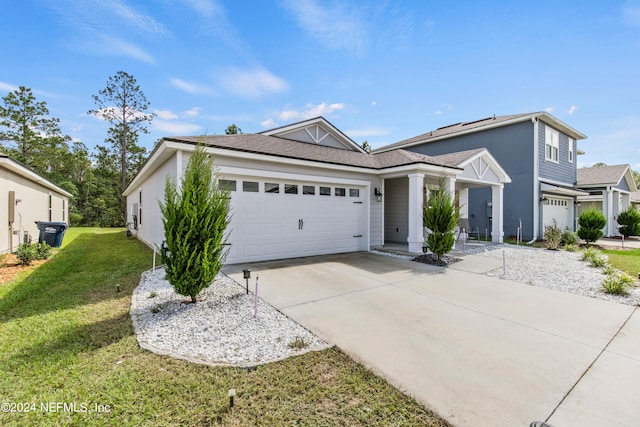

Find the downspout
[[529, 116, 539, 244]]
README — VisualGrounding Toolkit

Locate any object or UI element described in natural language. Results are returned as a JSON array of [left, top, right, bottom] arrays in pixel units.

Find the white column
[[621, 193, 631, 211], [491, 184, 504, 243], [605, 188, 613, 237], [407, 173, 425, 253], [458, 187, 469, 219]]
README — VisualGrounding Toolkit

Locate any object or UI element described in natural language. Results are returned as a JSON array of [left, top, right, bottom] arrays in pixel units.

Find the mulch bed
[[412, 253, 462, 267], [0, 254, 47, 285]]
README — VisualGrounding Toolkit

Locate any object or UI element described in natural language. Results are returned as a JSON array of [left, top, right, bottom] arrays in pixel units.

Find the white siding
[[1, 168, 68, 253]]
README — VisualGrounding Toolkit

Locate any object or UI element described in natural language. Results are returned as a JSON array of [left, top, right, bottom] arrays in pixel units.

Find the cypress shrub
[[160, 146, 231, 303], [617, 207, 640, 238], [423, 178, 459, 261]]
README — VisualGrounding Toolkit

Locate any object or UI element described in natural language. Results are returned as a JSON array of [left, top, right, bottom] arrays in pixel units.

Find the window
[[139, 191, 143, 225], [568, 138, 574, 163], [335, 188, 346, 197], [62, 199, 65, 222], [285, 184, 298, 194], [303, 185, 315, 195], [220, 180, 236, 191], [48, 194, 52, 221], [265, 183, 279, 193], [545, 126, 559, 162], [243, 181, 259, 192], [349, 188, 360, 197], [319, 186, 331, 196]]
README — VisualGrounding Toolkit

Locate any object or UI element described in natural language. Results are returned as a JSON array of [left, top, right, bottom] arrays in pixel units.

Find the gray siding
[[406, 121, 536, 239], [617, 179, 631, 192], [384, 178, 408, 243], [538, 122, 577, 185]]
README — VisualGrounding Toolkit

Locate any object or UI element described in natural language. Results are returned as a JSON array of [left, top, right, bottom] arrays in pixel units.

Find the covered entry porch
[[380, 149, 511, 254]]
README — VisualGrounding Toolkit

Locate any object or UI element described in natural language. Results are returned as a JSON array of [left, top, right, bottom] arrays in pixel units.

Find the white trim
[[544, 125, 559, 163], [539, 177, 584, 189], [0, 157, 73, 198], [455, 148, 512, 183], [568, 138, 574, 163], [532, 117, 539, 241]]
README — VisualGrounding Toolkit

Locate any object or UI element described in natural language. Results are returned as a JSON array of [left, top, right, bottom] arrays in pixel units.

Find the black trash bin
[[35, 221, 68, 247]]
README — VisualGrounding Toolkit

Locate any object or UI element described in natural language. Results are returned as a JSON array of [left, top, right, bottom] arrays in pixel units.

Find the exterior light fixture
[[242, 269, 251, 294], [374, 187, 383, 203]]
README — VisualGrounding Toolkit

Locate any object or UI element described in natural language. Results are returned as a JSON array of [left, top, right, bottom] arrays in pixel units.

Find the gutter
[[529, 116, 539, 244]]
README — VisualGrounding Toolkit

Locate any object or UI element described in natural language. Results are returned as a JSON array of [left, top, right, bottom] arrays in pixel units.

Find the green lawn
[[602, 248, 640, 277], [0, 228, 449, 426]]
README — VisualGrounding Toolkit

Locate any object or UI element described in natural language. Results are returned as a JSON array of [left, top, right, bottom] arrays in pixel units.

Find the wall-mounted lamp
[[15, 198, 22, 204], [374, 187, 383, 203], [540, 196, 548, 204]]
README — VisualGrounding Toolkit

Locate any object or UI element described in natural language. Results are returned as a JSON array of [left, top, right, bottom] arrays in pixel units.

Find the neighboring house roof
[[577, 164, 638, 191], [373, 111, 588, 153], [631, 191, 640, 203], [0, 153, 73, 198]]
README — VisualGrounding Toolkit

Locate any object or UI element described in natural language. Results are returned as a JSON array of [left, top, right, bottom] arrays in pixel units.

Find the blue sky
[[1, 0, 639, 170]]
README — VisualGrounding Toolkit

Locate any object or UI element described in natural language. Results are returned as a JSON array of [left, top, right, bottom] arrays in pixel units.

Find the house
[[374, 112, 588, 241], [1, 153, 71, 253], [124, 117, 510, 264], [577, 164, 639, 237]]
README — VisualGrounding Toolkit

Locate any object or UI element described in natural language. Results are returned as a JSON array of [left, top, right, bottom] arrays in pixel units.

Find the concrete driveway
[[223, 252, 640, 427]]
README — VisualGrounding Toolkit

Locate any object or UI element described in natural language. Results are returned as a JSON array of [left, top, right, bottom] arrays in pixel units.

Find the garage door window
[[335, 188, 346, 197], [220, 180, 236, 191], [285, 184, 298, 194], [303, 185, 315, 195], [265, 183, 279, 193], [349, 189, 359, 197], [243, 181, 259, 192], [320, 186, 331, 196]]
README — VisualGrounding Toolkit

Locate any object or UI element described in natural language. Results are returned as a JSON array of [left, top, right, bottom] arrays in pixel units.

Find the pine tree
[[160, 146, 231, 303]]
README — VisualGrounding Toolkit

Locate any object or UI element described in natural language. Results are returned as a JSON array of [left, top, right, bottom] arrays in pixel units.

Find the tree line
[[0, 71, 152, 227]]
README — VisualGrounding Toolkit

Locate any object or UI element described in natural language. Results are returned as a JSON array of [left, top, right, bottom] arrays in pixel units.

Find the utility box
[[35, 221, 68, 247]]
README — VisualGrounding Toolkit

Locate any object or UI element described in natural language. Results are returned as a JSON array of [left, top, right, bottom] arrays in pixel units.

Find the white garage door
[[543, 196, 573, 231], [223, 178, 368, 264]]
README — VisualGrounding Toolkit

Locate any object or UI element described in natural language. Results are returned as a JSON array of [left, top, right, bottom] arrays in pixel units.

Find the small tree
[[160, 146, 231, 303], [617, 207, 640, 238], [577, 208, 606, 245], [544, 219, 562, 250], [225, 124, 242, 135], [423, 178, 459, 262]]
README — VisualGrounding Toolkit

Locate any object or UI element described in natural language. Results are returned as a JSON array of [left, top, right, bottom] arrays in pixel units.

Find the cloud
[[281, 0, 366, 54], [216, 67, 289, 98], [261, 118, 276, 128], [434, 111, 442, 115], [568, 105, 578, 115], [92, 106, 153, 122], [623, 2, 640, 27], [41, 0, 166, 63], [545, 106, 555, 113], [155, 110, 179, 120], [184, 0, 220, 17], [170, 78, 216, 95], [0, 82, 19, 92], [153, 120, 202, 135], [344, 126, 391, 137], [182, 107, 201, 117], [277, 102, 345, 122], [371, 101, 377, 106]]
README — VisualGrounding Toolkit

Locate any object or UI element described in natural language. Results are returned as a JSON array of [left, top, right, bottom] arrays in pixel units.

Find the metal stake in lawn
[[253, 275, 259, 319], [502, 249, 506, 276], [228, 388, 235, 409]]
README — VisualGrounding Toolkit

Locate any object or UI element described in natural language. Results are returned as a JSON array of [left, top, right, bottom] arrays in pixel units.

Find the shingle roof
[[375, 113, 535, 152], [577, 164, 630, 186], [164, 134, 467, 170]]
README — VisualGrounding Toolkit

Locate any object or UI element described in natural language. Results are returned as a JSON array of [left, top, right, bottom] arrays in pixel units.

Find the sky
[[1, 0, 639, 170]]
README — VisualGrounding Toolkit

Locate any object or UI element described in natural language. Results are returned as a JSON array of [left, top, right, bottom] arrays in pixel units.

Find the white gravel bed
[[470, 245, 640, 306], [131, 268, 329, 367]]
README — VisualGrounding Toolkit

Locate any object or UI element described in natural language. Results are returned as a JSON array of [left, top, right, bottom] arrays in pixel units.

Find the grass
[[0, 228, 449, 426], [602, 248, 640, 278]]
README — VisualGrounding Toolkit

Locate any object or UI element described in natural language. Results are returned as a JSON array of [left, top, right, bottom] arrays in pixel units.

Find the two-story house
[[375, 112, 587, 241]]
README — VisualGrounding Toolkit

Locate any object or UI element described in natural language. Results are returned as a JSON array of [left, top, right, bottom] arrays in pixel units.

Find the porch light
[[374, 187, 383, 203], [242, 269, 251, 294]]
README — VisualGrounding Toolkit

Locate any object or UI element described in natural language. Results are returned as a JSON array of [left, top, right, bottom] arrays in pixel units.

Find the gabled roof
[[577, 164, 638, 191], [259, 116, 366, 153], [374, 112, 587, 153], [0, 153, 73, 198], [163, 134, 462, 170]]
